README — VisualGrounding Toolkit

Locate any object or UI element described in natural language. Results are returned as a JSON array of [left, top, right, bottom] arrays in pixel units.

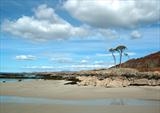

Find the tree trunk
[[112, 53, 116, 65], [119, 51, 122, 68]]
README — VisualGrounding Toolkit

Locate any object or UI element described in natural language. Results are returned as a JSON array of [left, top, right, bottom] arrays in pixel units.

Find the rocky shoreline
[[0, 68, 160, 87], [77, 75, 160, 87], [75, 68, 160, 87]]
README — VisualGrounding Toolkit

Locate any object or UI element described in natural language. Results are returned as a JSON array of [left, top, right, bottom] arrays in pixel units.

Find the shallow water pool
[[0, 78, 35, 83], [1, 96, 159, 106]]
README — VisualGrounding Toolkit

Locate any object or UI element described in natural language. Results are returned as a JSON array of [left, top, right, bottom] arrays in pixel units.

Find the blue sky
[[0, 0, 160, 72]]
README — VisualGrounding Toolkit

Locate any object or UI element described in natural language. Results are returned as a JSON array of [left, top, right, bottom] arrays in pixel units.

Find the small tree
[[115, 45, 127, 67], [109, 48, 116, 66]]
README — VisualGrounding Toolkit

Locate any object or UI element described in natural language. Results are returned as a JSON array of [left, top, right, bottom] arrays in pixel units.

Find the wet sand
[[1, 103, 160, 113], [0, 80, 160, 113]]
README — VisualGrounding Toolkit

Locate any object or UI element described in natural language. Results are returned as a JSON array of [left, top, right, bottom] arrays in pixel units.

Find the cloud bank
[[2, 4, 90, 41], [64, 0, 160, 29], [2, 0, 159, 41]]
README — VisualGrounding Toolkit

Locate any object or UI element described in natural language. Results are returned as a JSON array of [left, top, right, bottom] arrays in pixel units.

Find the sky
[[0, 0, 160, 72]]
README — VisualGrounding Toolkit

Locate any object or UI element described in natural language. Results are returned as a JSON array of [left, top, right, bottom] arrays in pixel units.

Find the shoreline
[[1, 68, 160, 88]]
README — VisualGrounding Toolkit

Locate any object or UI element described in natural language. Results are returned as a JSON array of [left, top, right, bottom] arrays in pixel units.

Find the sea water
[[0, 78, 34, 83]]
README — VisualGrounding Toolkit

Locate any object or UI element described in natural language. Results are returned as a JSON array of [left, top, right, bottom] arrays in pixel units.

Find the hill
[[118, 51, 160, 72]]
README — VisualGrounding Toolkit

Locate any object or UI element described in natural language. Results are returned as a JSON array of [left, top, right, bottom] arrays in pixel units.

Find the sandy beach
[[0, 80, 160, 113]]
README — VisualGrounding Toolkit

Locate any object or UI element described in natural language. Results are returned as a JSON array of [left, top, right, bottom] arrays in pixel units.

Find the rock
[[156, 80, 160, 85], [77, 76, 130, 88], [106, 78, 123, 88], [122, 79, 130, 87], [131, 79, 149, 86], [77, 76, 98, 86], [71, 68, 160, 88], [64, 81, 77, 85], [96, 78, 112, 87], [148, 79, 157, 86], [18, 79, 22, 82]]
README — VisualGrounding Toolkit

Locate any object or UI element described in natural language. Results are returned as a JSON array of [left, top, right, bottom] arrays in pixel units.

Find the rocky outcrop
[[76, 68, 160, 88], [77, 76, 160, 88]]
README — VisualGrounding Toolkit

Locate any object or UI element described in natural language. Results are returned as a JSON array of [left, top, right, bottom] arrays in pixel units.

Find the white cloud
[[2, 2, 158, 41], [131, 30, 142, 39], [24, 66, 54, 69], [70, 64, 107, 69], [94, 60, 104, 64], [51, 57, 73, 63], [97, 29, 119, 39], [126, 52, 136, 56], [67, 64, 114, 71], [49, 52, 74, 63], [93, 61, 113, 66], [64, 0, 160, 29], [96, 52, 136, 57], [96, 53, 117, 57], [2, 4, 90, 41], [15, 55, 36, 60], [23, 64, 110, 71], [80, 59, 88, 64], [33, 4, 65, 23]]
